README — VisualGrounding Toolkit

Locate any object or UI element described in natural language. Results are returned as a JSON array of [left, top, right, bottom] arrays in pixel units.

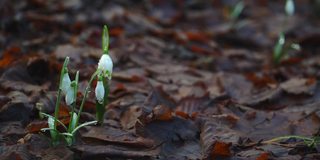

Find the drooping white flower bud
[[97, 54, 113, 79], [65, 81, 76, 105], [285, 0, 295, 16], [95, 80, 105, 104], [61, 73, 71, 94]]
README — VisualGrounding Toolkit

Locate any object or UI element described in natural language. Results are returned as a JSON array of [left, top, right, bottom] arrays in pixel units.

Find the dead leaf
[[137, 117, 200, 159], [211, 141, 232, 158], [256, 152, 269, 160], [280, 78, 317, 95], [26, 121, 48, 133], [120, 105, 142, 130], [73, 144, 159, 159], [175, 95, 210, 119], [151, 104, 173, 121], [0, 144, 34, 160], [0, 64, 51, 94], [112, 68, 146, 82], [0, 46, 21, 69], [0, 92, 33, 124], [41, 146, 73, 160], [81, 126, 155, 148]]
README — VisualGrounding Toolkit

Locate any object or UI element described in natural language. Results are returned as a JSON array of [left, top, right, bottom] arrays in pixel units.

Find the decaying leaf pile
[[0, 1, 320, 159]]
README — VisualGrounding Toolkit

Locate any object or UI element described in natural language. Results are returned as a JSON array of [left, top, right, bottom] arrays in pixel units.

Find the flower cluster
[[40, 25, 112, 146]]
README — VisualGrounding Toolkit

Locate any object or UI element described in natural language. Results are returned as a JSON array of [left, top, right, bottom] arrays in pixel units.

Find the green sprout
[[230, 1, 245, 21], [273, 32, 300, 64], [227, 1, 245, 30], [272, 0, 300, 64], [40, 25, 113, 146], [265, 135, 320, 148]]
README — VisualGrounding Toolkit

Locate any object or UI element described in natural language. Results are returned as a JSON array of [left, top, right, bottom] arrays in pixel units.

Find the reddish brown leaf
[[189, 45, 211, 55], [152, 105, 173, 121], [112, 83, 126, 93], [175, 110, 189, 119], [58, 104, 70, 118], [245, 73, 276, 88], [26, 118, 70, 133], [280, 57, 303, 65], [185, 31, 210, 43], [211, 141, 232, 158], [110, 27, 124, 37], [26, 121, 48, 133], [256, 152, 269, 160], [0, 46, 21, 69]]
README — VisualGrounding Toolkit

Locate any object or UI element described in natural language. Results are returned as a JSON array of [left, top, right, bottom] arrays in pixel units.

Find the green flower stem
[[75, 70, 99, 127], [71, 71, 79, 116], [95, 102, 104, 125], [96, 78, 109, 125], [54, 57, 69, 130], [68, 71, 79, 137]]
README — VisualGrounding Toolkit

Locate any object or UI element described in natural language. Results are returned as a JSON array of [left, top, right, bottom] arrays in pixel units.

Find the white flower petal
[[285, 0, 294, 16], [61, 73, 71, 94], [98, 54, 113, 79], [65, 86, 75, 105], [95, 81, 105, 103]]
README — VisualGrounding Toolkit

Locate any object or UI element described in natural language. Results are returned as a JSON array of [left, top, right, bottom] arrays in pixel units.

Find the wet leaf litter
[[1, 0, 320, 159]]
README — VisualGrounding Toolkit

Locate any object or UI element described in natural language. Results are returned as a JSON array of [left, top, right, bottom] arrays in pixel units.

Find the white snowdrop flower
[[285, 0, 295, 16], [65, 85, 75, 105], [95, 80, 105, 104], [61, 73, 71, 94], [97, 54, 113, 79]]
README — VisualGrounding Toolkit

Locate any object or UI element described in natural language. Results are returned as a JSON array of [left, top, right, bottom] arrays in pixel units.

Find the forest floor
[[0, 0, 320, 159]]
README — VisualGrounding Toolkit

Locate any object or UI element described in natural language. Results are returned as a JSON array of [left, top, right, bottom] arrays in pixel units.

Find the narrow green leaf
[[273, 33, 286, 64], [71, 121, 97, 135], [68, 112, 78, 133], [48, 117, 59, 144], [60, 132, 73, 137], [40, 112, 68, 130], [230, 1, 244, 20]]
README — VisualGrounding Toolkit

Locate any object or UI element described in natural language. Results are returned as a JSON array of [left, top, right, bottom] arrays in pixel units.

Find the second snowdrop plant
[[40, 25, 112, 146], [272, 0, 300, 64], [95, 25, 113, 124]]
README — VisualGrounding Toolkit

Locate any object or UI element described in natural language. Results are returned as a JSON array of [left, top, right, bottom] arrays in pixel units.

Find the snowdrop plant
[[272, 0, 300, 64], [273, 32, 300, 64], [40, 25, 113, 146], [41, 57, 97, 146], [95, 25, 113, 125], [230, 1, 244, 21], [227, 1, 245, 29]]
